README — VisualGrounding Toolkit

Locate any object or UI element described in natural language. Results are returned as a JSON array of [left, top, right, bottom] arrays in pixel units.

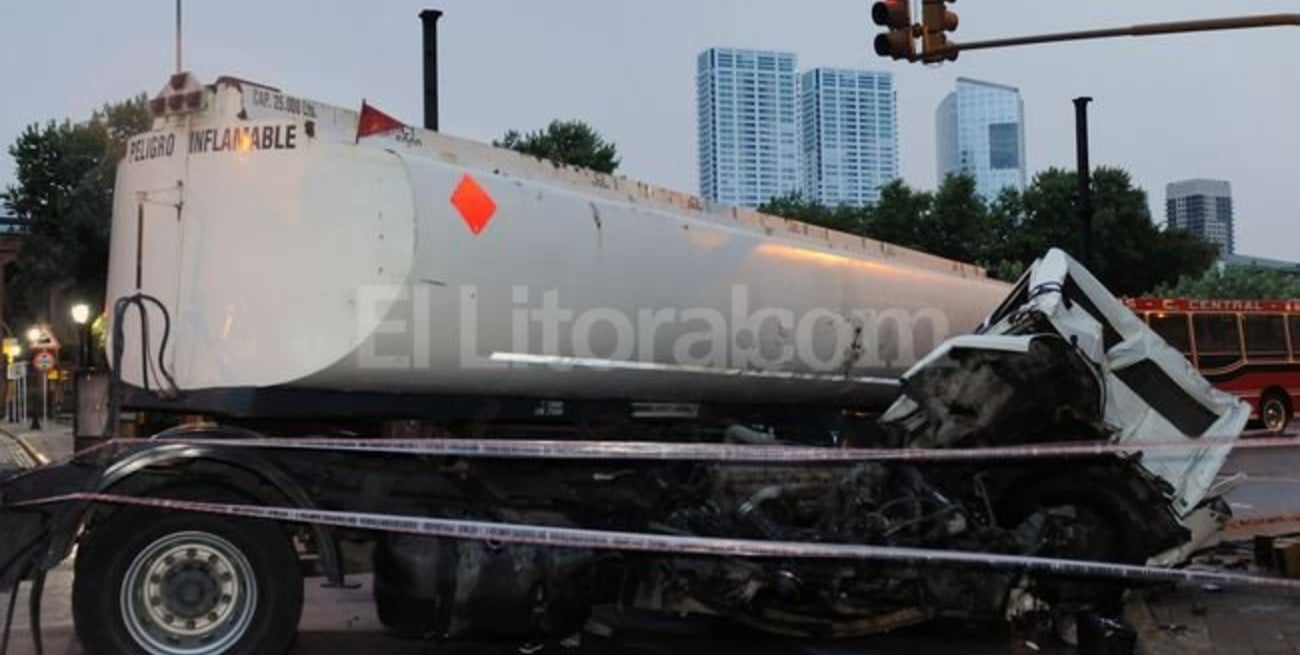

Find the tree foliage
[[2, 94, 151, 323], [761, 192, 865, 235], [1154, 266, 1300, 300], [758, 168, 1218, 296], [495, 120, 620, 174]]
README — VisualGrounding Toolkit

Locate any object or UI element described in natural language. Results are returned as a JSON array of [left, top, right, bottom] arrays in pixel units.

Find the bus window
[[1192, 313, 1243, 369], [1148, 313, 1192, 356], [1244, 314, 1288, 360], [1291, 316, 1300, 359]]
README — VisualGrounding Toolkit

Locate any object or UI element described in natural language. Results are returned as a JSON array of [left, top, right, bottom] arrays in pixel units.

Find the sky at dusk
[[1, 1, 1296, 260]]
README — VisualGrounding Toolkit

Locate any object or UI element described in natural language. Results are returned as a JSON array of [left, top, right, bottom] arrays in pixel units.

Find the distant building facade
[[696, 48, 801, 208], [799, 68, 898, 207], [935, 78, 1027, 200], [1166, 179, 1234, 255]]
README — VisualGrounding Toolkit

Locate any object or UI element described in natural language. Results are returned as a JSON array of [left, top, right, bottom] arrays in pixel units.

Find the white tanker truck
[[0, 71, 1247, 654]]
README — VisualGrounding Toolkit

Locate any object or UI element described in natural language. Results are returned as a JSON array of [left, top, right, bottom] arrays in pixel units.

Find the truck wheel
[[72, 494, 303, 655], [1262, 392, 1292, 435]]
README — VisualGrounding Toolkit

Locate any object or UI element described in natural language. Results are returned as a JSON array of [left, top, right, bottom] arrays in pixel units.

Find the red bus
[[1125, 298, 1300, 433]]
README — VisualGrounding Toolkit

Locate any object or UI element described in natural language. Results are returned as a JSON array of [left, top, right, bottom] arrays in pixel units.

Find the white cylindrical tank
[[107, 76, 1009, 411]]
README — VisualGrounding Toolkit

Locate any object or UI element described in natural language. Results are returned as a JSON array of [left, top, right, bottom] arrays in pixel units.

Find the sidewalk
[[0, 432, 39, 471], [0, 419, 73, 469]]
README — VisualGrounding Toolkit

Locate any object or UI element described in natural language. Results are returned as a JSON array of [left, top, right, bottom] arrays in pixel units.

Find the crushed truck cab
[[883, 248, 1248, 562]]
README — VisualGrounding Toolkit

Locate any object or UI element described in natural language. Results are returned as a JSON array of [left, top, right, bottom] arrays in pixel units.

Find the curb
[[0, 427, 50, 467]]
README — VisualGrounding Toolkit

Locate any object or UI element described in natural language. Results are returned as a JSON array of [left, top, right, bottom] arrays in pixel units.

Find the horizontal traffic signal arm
[[892, 13, 1300, 63]]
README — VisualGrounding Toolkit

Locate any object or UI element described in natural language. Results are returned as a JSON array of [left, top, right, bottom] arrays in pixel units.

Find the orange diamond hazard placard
[[450, 174, 497, 235]]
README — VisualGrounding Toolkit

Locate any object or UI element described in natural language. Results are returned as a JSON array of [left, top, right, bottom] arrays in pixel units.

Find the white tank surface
[[107, 74, 1010, 409]]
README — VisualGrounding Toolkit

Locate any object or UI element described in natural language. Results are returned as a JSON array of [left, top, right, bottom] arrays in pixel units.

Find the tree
[[864, 179, 933, 250], [1154, 266, 1300, 300], [2, 94, 151, 324], [755, 166, 1216, 295], [992, 167, 1217, 295], [758, 192, 868, 235], [760, 176, 990, 267], [495, 120, 620, 174], [924, 174, 991, 262]]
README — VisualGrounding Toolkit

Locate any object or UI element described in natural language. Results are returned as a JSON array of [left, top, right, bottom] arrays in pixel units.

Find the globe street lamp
[[71, 303, 91, 326]]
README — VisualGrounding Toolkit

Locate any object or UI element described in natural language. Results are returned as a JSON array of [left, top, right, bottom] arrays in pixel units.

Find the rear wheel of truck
[[72, 490, 304, 655]]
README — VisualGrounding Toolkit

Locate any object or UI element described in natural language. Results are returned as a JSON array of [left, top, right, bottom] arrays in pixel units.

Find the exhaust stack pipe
[[420, 9, 443, 131]]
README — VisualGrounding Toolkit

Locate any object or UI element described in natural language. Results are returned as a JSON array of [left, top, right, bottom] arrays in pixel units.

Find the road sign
[[28, 327, 59, 351], [32, 350, 56, 372], [6, 361, 26, 380]]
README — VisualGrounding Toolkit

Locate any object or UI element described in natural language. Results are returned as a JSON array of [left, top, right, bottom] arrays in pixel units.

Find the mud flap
[[0, 509, 49, 592], [0, 462, 104, 592]]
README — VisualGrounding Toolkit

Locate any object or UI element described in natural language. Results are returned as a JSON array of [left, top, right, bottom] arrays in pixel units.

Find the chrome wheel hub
[[121, 531, 257, 655]]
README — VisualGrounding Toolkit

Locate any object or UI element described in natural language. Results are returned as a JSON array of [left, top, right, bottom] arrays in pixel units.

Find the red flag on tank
[[356, 101, 406, 142]]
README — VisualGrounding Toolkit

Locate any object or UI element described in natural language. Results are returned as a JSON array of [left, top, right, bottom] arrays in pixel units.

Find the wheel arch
[[992, 458, 1187, 559], [79, 427, 345, 588]]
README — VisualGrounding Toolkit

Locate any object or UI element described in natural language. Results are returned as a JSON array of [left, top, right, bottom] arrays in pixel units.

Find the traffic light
[[920, 0, 959, 62], [871, 0, 915, 61]]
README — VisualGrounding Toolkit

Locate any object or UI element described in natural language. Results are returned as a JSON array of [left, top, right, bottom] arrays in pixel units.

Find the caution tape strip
[[15, 492, 1300, 592], [89, 435, 1298, 464]]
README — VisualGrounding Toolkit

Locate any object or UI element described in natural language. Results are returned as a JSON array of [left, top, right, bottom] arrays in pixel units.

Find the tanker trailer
[[101, 73, 1008, 435], [0, 73, 1247, 655]]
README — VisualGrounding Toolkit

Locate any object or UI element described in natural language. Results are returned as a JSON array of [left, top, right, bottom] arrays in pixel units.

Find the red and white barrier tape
[[15, 491, 1300, 592], [85, 435, 1297, 464]]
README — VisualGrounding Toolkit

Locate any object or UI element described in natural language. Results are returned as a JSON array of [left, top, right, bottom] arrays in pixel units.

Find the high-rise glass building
[[935, 78, 1027, 200], [697, 48, 800, 208], [799, 68, 898, 207], [1167, 179, 1234, 254]]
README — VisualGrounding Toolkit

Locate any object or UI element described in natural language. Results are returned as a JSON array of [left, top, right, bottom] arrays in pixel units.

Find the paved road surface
[[1220, 429, 1300, 538]]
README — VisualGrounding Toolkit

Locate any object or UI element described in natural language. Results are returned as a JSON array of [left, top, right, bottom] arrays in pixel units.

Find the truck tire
[[1261, 392, 1292, 435], [72, 490, 303, 655]]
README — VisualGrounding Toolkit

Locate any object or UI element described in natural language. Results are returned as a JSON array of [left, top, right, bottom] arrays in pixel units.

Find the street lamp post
[[71, 303, 93, 441], [25, 324, 42, 429], [71, 303, 91, 369]]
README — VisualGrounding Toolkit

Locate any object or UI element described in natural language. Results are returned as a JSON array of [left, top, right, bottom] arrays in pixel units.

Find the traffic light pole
[[923, 14, 1300, 60]]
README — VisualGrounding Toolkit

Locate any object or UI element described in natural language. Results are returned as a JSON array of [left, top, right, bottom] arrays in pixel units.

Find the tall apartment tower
[[935, 77, 1027, 200], [799, 68, 898, 207], [1166, 179, 1234, 254], [696, 48, 801, 208]]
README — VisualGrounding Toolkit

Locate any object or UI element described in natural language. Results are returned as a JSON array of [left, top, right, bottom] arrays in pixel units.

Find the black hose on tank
[[107, 293, 182, 438]]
